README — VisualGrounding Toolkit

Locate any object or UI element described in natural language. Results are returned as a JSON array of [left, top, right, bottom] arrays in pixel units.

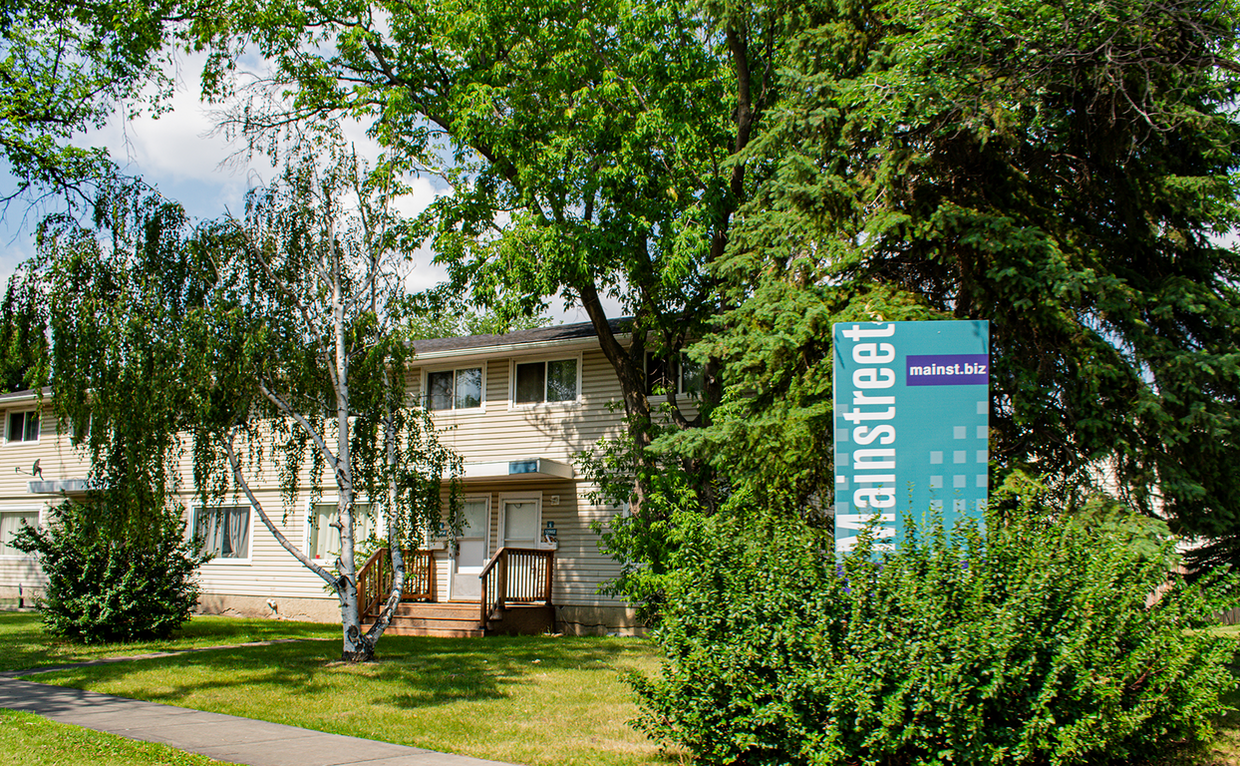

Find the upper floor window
[[194, 505, 251, 560], [427, 367, 483, 411], [6, 410, 39, 443], [0, 509, 38, 556], [645, 353, 702, 398], [514, 358, 578, 404]]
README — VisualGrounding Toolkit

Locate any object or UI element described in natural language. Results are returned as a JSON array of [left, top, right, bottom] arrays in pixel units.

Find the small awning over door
[[458, 458, 574, 483]]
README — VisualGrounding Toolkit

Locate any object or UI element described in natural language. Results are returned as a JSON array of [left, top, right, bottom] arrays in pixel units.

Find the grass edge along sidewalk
[[0, 676, 517, 766], [0, 707, 231, 766]]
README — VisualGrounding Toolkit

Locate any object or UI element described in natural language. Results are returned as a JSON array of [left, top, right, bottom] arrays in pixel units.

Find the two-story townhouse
[[0, 321, 680, 635]]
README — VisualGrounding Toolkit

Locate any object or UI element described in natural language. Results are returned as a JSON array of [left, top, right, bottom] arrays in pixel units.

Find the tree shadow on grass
[[27, 634, 653, 714], [369, 635, 649, 710], [0, 612, 337, 673]]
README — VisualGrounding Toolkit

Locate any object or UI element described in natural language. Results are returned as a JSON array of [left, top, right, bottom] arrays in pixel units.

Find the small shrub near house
[[14, 501, 206, 643], [630, 486, 1238, 765]]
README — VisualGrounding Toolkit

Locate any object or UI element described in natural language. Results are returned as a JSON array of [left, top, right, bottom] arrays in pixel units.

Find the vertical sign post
[[833, 320, 990, 553]]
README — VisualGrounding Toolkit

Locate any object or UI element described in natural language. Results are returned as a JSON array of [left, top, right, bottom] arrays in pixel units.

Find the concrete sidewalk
[[0, 676, 515, 766]]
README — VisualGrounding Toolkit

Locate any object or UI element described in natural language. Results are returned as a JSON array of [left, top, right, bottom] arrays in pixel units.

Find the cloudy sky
[[0, 52, 605, 325]]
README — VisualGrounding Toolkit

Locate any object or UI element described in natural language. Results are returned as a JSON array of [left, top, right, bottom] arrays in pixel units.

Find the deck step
[[379, 624, 484, 638], [364, 601, 483, 638], [363, 601, 554, 637]]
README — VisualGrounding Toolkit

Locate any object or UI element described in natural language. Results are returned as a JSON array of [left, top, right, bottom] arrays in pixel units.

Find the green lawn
[[9, 613, 1235, 766], [0, 611, 337, 672], [0, 708, 230, 766], [0, 613, 673, 766]]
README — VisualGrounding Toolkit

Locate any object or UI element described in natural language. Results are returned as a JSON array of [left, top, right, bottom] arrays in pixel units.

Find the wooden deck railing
[[479, 547, 555, 626], [356, 548, 436, 621]]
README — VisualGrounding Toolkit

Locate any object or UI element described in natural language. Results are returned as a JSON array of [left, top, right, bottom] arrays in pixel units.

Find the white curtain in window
[[198, 506, 249, 558], [197, 509, 223, 557], [223, 506, 249, 558], [0, 511, 36, 556], [310, 503, 372, 560], [311, 504, 335, 560]]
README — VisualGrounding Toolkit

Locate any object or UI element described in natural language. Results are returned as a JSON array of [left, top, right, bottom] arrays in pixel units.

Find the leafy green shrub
[[630, 497, 1237, 765], [14, 501, 207, 643]]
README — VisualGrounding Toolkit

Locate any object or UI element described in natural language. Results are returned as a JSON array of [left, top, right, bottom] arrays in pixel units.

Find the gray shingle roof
[[0, 387, 47, 403], [410, 318, 630, 355]]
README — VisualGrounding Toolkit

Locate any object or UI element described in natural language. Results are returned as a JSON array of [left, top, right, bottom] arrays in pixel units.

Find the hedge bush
[[14, 501, 206, 643], [630, 498, 1237, 765]]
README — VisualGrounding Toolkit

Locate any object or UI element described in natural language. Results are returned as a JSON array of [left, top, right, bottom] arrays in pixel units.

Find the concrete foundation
[[0, 584, 43, 605], [555, 604, 646, 636], [194, 593, 341, 624]]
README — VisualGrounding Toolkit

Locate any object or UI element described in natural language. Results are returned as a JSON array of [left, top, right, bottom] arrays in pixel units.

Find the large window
[[195, 506, 251, 559], [0, 510, 38, 556], [645, 353, 701, 398], [514, 358, 578, 404], [6, 410, 39, 443], [308, 502, 374, 561], [427, 367, 483, 411]]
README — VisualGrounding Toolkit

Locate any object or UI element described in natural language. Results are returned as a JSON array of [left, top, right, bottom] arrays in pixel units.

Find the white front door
[[500, 495, 541, 549], [451, 496, 490, 601]]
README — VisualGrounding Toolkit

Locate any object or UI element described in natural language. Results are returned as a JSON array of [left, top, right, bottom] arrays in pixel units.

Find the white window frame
[[4, 409, 40, 445], [508, 353, 582, 409], [302, 496, 381, 563], [644, 351, 701, 400], [422, 364, 487, 414], [191, 504, 254, 565], [497, 493, 543, 550], [0, 505, 41, 558]]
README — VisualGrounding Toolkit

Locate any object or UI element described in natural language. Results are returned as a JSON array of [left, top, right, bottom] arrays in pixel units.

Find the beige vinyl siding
[[0, 404, 86, 592], [417, 350, 628, 463], [187, 487, 333, 602], [0, 341, 672, 612], [409, 348, 636, 609], [0, 404, 92, 501]]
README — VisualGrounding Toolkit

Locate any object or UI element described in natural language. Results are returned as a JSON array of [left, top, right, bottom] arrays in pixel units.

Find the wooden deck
[[357, 546, 556, 637]]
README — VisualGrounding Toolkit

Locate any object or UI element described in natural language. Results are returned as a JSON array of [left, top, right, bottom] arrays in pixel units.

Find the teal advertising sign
[[833, 320, 990, 553]]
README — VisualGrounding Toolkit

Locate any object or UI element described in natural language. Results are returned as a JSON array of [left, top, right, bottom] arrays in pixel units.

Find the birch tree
[[38, 146, 460, 661]]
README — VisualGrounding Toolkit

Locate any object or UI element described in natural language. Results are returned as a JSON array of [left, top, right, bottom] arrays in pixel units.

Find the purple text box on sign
[[906, 354, 990, 386]]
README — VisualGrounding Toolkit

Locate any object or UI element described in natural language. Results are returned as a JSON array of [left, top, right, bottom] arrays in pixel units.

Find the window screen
[[6, 411, 38, 442], [428, 368, 482, 410], [515, 359, 577, 403]]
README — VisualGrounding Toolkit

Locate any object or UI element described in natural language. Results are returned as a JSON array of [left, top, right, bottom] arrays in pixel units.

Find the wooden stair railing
[[479, 547, 555, 627], [356, 547, 436, 621]]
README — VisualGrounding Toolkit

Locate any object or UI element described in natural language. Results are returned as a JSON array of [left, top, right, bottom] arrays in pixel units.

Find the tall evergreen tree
[[703, 0, 1240, 567]]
